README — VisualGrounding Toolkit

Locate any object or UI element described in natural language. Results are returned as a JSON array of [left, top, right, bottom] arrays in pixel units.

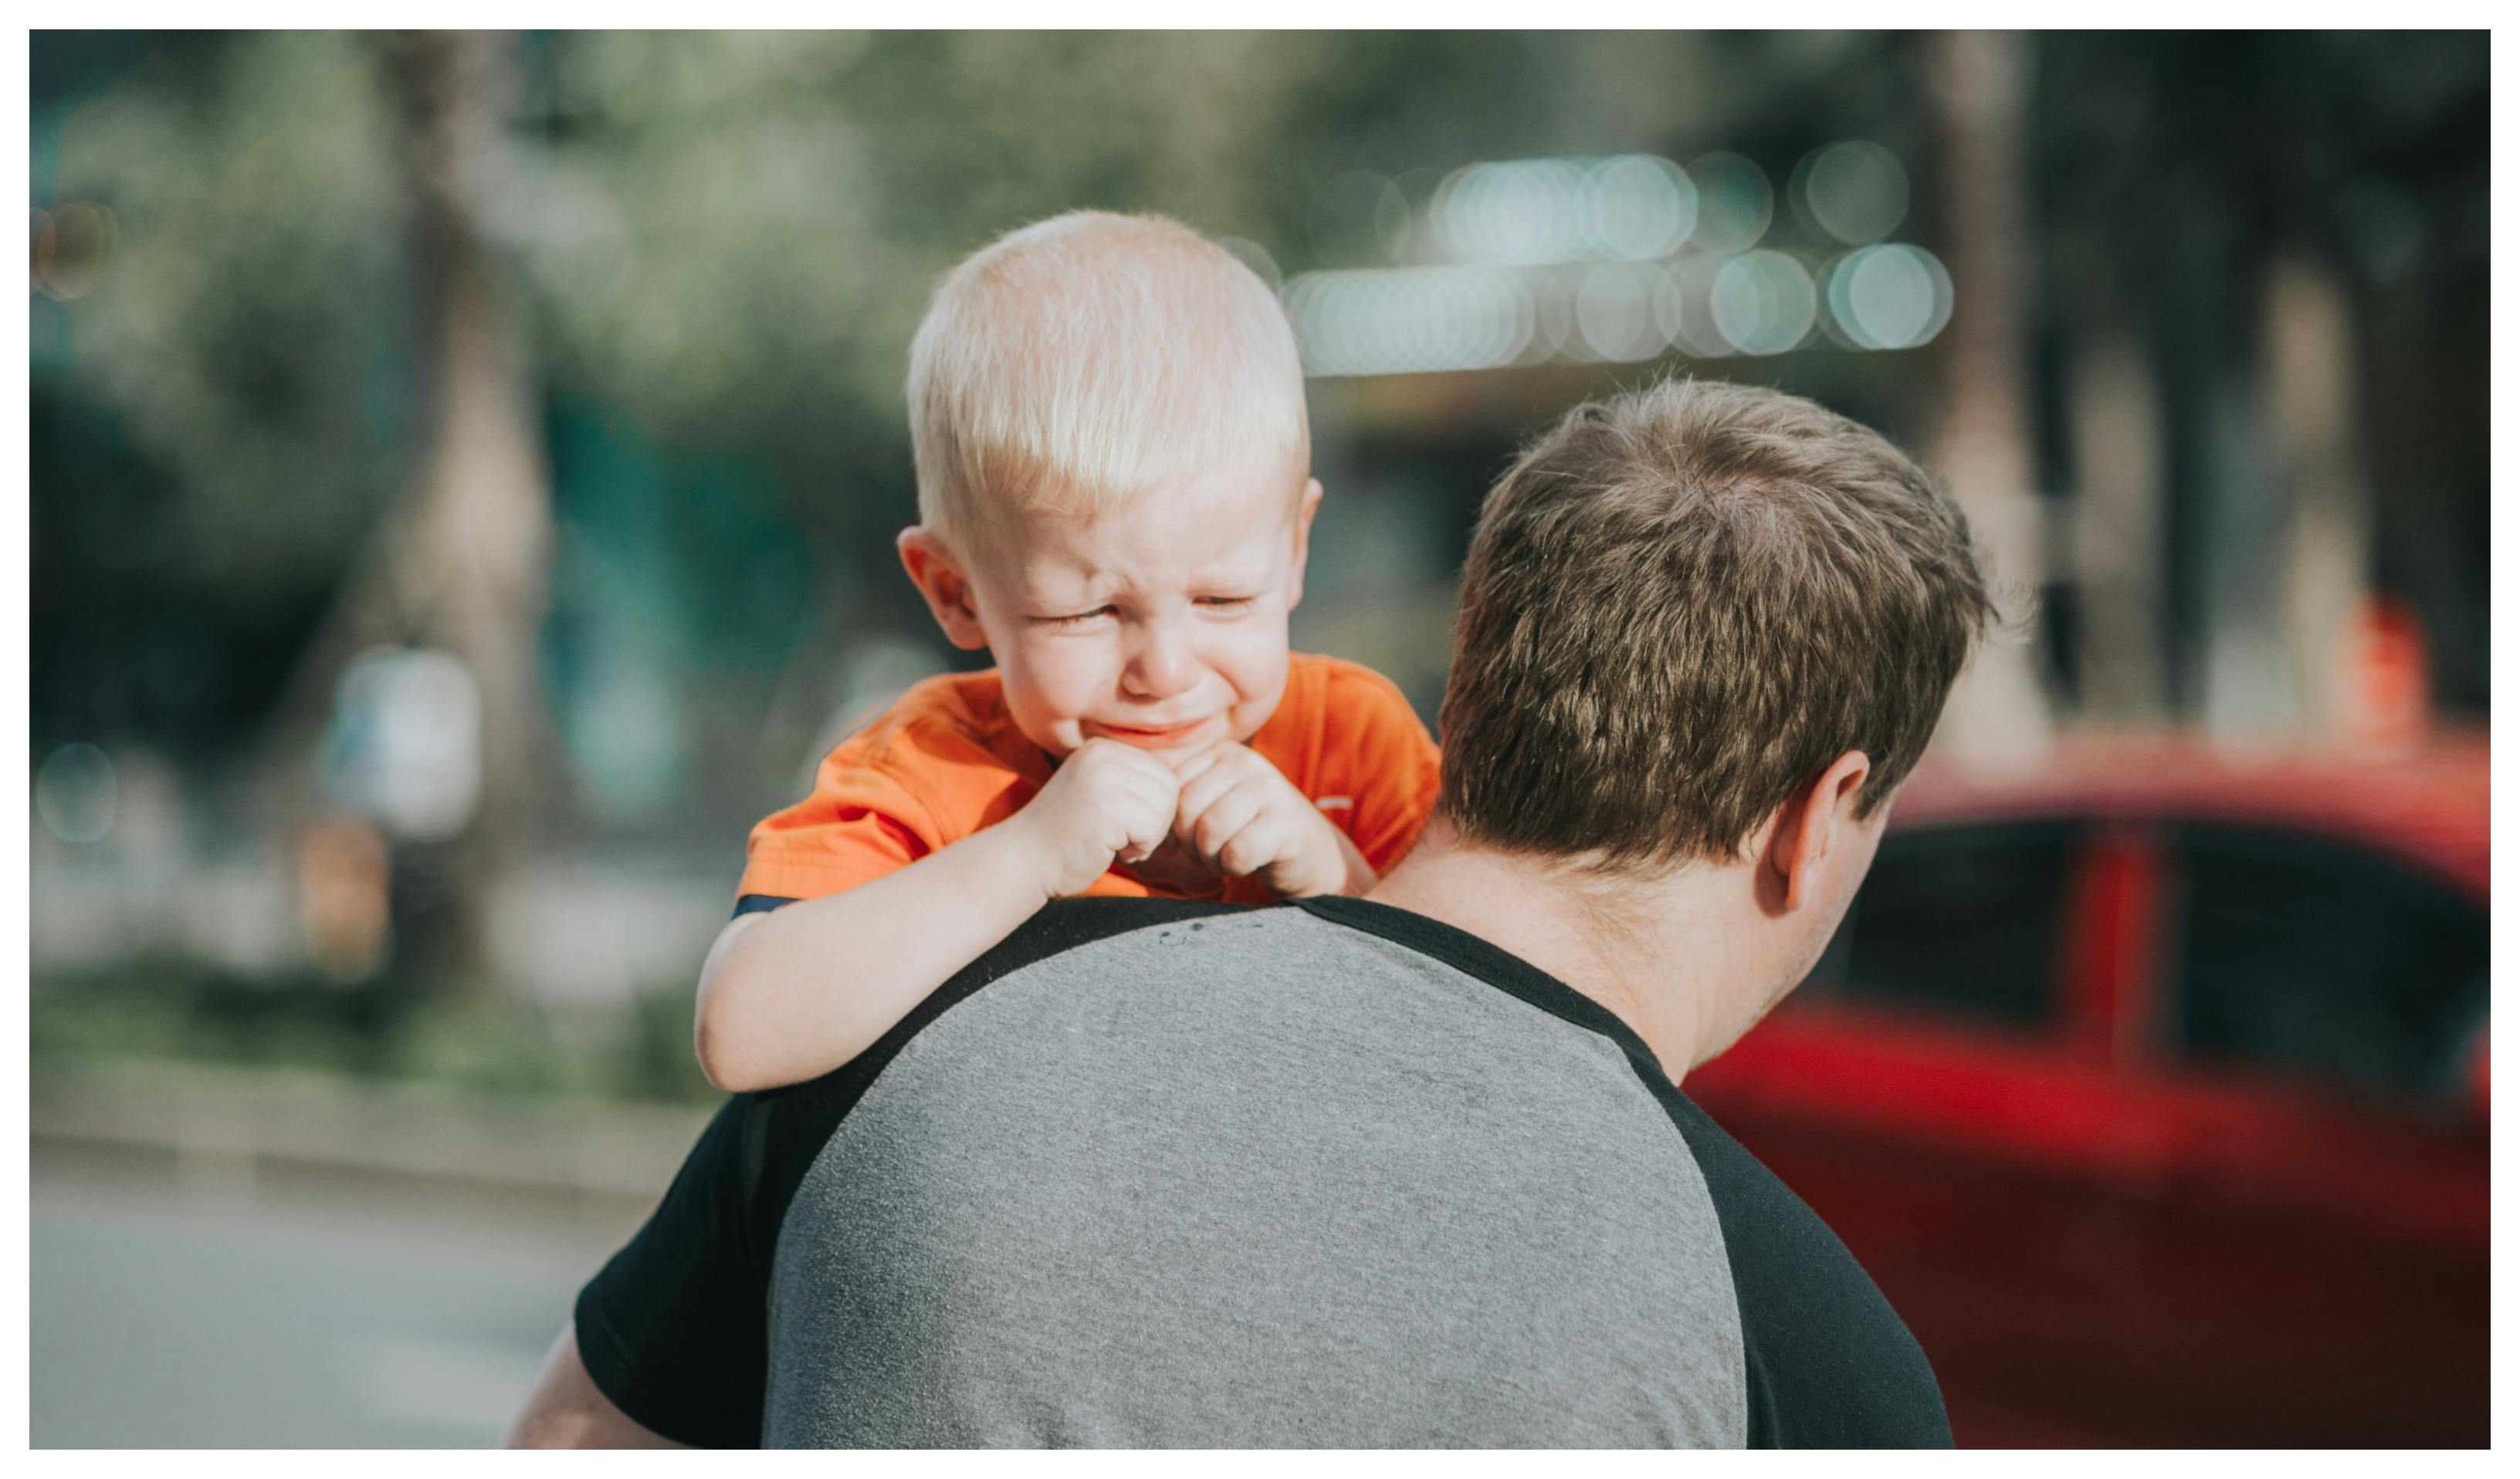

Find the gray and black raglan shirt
[[575, 897, 1949, 1448]]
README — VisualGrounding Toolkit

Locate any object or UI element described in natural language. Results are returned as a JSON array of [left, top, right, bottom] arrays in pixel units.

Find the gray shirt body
[[577, 897, 1950, 1448]]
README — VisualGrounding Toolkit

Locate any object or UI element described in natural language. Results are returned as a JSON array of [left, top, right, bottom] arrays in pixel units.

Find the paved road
[[32, 1142, 655, 1448]]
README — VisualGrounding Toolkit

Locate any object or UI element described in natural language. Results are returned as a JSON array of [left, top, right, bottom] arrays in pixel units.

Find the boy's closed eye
[[1031, 595, 1256, 627], [1031, 606, 1117, 628]]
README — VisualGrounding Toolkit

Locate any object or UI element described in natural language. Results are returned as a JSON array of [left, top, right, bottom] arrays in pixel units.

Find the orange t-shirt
[[739, 652, 1442, 906]]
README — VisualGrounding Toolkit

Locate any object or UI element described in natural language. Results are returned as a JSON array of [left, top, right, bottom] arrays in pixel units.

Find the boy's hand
[[1009, 738, 1183, 899], [1168, 743, 1365, 899]]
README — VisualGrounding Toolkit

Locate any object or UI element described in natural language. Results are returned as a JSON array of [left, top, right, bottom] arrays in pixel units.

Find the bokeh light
[[1793, 140, 1909, 245], [1578, 155, 1699, 262], [1284, 266, 1534, 377], [34, 201, 118, 301], [1431, 157, 1589, 266], [299, 815, 393, 983], [1684, 152, 1773, 255], [1575, 262, 1666, 362], [1824, 243, 1953, 350], [36, 743, 120, 844], [1526, 264, 1577, 360], [1655, 253, 1732, 359], [1709, 250, 1818, 355], [321, 647, 485, 841]]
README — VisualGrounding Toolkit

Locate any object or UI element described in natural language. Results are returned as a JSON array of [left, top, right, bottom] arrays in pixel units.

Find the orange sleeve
[[735, 754, 943, 903], [1313, 661, 1444, 875]]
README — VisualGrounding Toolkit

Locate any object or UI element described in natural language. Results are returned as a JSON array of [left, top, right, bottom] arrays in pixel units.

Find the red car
[[1684, 732, 2489, 1447]]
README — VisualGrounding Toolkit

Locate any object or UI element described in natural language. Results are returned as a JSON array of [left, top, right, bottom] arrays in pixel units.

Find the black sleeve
[[574, 1095, 774, 1448], [1653, 1090, 1954, 1449]]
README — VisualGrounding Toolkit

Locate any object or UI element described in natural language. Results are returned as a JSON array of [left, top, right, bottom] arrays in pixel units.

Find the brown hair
[[1438, 377, 1993, 871]]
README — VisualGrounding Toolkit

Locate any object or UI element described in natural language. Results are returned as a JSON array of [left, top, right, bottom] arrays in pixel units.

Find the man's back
[[574, 899, 1950, 1448]]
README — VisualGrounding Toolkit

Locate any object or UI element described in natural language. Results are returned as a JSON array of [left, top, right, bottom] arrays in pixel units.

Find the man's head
[[1436, 377, 1993, 1057], [896, 212, 1319, 760]]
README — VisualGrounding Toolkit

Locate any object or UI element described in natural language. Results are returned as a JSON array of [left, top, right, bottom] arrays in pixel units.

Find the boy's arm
[[695, 825, 1055, 1091], [694, 740, 1180, 1093]]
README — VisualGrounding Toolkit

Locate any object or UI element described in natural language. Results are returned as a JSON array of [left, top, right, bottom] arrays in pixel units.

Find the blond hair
[[1439, 377, 1993, 871], [906, 212, 1308, 548]]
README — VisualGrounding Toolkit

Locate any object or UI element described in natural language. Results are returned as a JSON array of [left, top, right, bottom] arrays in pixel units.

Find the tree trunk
[[247, 31, 555, 991], [2262, 254, 2370, 746], [2067, 333, 2168, 723], [1925, 29, 2054, 763], [392, 29, 555, 987]]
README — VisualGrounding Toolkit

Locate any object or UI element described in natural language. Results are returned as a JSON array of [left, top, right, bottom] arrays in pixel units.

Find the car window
[[2166, 823, 2487, 1106], [1799, 818, 2079, 1033]]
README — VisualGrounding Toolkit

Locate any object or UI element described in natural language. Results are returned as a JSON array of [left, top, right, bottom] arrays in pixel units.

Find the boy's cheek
[[1001, 637, 1113, 735], [1218, 638, 1296, 740], [1221, 625, 1294, 699]]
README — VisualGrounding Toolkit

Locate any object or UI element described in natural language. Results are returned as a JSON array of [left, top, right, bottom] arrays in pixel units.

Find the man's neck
[[1363, 820, 1739, 1084]]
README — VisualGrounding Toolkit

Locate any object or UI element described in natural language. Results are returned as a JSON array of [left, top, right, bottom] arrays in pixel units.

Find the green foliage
[[45, 32, 415, 618], [32, 962, 723, 1107]]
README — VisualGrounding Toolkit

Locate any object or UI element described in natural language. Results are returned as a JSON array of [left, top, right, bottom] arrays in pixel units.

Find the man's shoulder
[[751, 899, 1766, 1445], [727, 899, 1245, 1245], [747, 900, 1245, 1111]]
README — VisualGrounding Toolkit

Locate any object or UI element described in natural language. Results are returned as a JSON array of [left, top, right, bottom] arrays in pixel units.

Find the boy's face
[[901, 456, 1323, 762]]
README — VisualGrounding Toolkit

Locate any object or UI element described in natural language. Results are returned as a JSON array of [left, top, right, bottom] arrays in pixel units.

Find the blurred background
[[29, 30, 2487, 1447]]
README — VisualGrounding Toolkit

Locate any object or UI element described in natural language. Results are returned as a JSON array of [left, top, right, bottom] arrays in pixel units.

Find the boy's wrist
[[1279, 809, 1360, 899], [973, 812, 1066, 906], [1327, 822, 1377, 897]]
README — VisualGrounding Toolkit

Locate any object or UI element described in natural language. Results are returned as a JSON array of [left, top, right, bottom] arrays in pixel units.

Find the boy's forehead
[[998, 477, 1301, 581]]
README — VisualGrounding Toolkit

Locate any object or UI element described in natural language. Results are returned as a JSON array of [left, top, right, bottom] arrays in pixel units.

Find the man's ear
[[1760, 750, 1874, 912], [1285, 477, 1325, 611], [896, 526, 991, 652]]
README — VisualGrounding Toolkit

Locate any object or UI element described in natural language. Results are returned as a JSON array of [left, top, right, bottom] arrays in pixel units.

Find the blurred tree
[[2029, 32, 2488, 720], [38, 33, 418, 766], [35, 29, 1956, 796], [368, 30, 556, 981], [1925, 29, 2054, 763], [31, 29, 2488, 870], [42, 31, 558, 989], [42, 34, 415, 608]]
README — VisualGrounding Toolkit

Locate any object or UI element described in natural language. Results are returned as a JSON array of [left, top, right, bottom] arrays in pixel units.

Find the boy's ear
[[1285, 477, 1325, 611], [896, 526, 991, 652]]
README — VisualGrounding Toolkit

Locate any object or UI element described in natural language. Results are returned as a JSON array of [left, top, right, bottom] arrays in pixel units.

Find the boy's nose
[[1123, 620, 1201, 700]]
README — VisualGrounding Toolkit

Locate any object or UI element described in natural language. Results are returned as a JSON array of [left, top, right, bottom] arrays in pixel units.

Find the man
[[510, 377, 1993, 1448]]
